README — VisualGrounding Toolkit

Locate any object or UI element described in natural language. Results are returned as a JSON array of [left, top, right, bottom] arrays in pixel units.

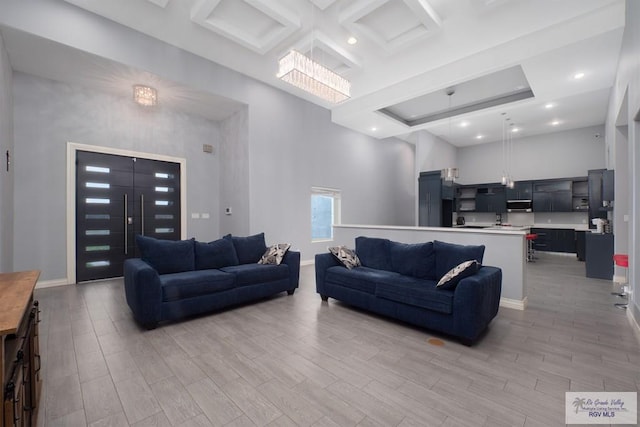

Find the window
[[311, 187, 340, 242]]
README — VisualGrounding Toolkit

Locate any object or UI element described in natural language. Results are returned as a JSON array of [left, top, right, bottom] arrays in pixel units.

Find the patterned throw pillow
[[258, 243, 291, 265], [436, 260, 479, 290], [329, 246, 361, 270]]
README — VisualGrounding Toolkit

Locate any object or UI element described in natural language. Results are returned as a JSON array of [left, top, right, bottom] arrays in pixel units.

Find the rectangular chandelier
[[277, 50, 351, 104]]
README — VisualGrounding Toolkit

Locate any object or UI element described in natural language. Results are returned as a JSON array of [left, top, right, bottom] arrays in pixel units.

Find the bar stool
[[525, 233, 538, 262], [612, 254, 628, 309]]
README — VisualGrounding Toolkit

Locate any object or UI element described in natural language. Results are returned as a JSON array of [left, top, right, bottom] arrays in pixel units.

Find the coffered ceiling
[[7, 0, 626, 146]]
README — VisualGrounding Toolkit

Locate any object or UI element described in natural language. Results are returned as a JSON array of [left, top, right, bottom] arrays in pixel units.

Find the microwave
[[507, 199, 532, 212]]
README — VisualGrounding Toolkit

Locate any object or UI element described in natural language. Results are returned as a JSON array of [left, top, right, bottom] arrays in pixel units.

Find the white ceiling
[[3, 0, 626, 146]]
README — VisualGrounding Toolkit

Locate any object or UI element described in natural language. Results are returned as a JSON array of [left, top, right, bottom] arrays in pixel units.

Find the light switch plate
[[202, 213, 210, 219], [191, 213, 200, 219]]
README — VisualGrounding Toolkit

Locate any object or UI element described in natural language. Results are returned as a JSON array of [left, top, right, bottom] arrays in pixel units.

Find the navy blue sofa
[[315, 237, 502, 344], [124, 233, 300, 329]]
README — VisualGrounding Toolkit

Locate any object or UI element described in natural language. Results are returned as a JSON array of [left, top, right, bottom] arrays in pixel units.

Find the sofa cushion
[[375, 276, 454, 314], [136, 235, 195, 274], [224, 233, 267, 264], [389, 241, 436, 279], [328, 246, 361, 270], [220, 263, 290, 286], [194, 238, 239, 270], [437, 260, 479, 290], [434, 240, 485, 280], [160, 270, 236, 302], [258, 243, 291, 265], [325, 266, 400, 295], [355, 237, 392, 271]]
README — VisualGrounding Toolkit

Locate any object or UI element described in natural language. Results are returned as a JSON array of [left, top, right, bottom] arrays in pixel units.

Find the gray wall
[[605, 0, 640, 325], [457, 125, 606, 184], [12, 72, 222, 280], [219, 107, 250, 237], [0, 33, 13, 272], [3, 0, 415, 280]]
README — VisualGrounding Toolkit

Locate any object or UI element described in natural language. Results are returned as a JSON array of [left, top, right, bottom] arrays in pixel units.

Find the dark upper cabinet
[[506, 181, 533, 200], [532, 180, 572, 212], [588, 169, 608, 227], [475, 186, 506, 213], [456, 186, 477, 212], [602, 169, 614, 201], [441, 181, 456, 200]]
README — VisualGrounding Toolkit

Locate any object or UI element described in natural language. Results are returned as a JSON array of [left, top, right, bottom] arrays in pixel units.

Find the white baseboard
[[301, 259, 314, 266], [500, 296, 528, 310], [36, 278, 71, 289]]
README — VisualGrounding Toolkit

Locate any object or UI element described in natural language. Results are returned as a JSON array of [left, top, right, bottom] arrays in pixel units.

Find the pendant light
[[441, 88, 458, 182]]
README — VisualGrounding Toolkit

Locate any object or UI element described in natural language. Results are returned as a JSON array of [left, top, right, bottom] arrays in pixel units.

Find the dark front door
[[76, 151, 181, 282]]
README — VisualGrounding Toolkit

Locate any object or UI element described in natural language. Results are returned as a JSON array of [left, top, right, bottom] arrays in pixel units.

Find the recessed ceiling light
[[511, 127, 520, 133], [459, 121, 470, 128], [475, 135, 483, 139], [573, 72, 585, 80], [371, 127, 377, 132], [544, 103, 554, 109], [551, 120, 561, 126], [347, 36, 358, 45]]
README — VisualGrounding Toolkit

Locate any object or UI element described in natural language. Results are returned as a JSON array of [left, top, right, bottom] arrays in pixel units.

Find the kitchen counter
[[454, 223, 592, 231]]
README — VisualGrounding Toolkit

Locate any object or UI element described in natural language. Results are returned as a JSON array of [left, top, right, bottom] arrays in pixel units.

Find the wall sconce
[[133, 85, 158, 106]]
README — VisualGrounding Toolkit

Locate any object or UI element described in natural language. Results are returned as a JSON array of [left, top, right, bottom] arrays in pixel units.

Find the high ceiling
[[4, 0, 626, 146]]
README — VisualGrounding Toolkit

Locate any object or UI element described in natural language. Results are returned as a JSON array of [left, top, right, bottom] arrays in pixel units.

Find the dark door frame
[[66, 142, 186, 284]]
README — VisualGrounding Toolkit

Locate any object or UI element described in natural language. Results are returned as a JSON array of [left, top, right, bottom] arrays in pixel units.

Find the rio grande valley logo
[[566, 392, 637, 424]]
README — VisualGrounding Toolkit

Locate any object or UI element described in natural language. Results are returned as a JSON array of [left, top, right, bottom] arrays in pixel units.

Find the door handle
[[140, 194, 145, 236], [124, 193, 128, 255]]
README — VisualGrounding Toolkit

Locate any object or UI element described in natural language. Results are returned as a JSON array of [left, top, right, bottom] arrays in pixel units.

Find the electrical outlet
[[191, 213, 200, 219], [225, 207, 232, 215], [201, 213, 210, 219]]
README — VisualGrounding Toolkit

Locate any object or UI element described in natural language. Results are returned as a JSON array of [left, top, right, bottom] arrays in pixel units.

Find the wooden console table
[[1, 271, 41, 427]]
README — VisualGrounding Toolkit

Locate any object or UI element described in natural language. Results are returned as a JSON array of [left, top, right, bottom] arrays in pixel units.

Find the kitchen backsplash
[[453, 211, 589, 226]]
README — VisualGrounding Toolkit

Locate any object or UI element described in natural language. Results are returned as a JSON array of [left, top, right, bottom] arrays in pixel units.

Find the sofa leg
[[143, 322, 158, 330], [287, 289, 295, 295], [320, 294, 329, 301], [459, 337, 474, 347]]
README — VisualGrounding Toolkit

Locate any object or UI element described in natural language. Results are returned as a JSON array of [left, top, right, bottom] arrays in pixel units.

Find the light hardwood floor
[[33, 253, 639, 426]]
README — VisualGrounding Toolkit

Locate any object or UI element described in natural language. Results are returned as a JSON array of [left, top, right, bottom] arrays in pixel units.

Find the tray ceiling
[[15, 0, 624, 146]]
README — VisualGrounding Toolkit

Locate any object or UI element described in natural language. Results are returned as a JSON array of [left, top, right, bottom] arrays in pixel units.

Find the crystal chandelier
[[133, 85, 158, 106], [277, 50, 351, 104]]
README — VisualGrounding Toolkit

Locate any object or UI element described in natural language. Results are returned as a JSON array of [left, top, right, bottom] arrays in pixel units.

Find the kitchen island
[[333, 224, 528, 309]]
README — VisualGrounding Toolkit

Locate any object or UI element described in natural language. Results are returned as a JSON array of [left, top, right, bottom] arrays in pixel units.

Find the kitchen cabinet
[[475, 186, 506, 213], [419, 172, 441, 227], [532, 191, 572, 212], [572, 179, 589, 212], [576, 230, 586, 261], [588, 169, 608, 228], [585, 233, 614, 279], [532, 180, 572, 212], [602, 169, 614, 202], [505, 181, 532, 200], [531, 228, 576, 253], [1, 271, 42, 427], [456, 186, 477, 213]]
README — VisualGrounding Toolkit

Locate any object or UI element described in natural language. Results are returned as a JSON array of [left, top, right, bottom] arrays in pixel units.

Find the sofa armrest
[[282, 250, 300, 290], [452, 265, 502, 342], [315, 252, 341, 295], [123, 258, 163, 328]]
